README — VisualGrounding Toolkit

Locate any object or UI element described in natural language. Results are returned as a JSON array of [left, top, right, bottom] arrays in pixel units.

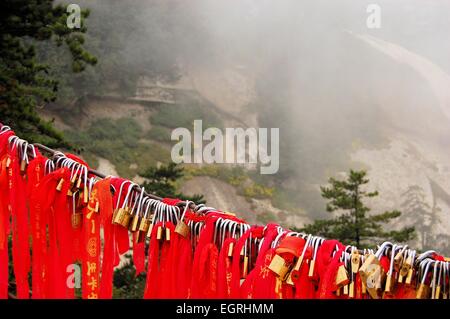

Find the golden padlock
[[83, 186, 89, 204], [336, 264, 350, 288], [308, 259, 316, 277], [361, 279, 367, 295], [349, 282, 355, 298], [130, 214, 140, 232], [113, 208, 125, 225], [435, 285, 441, 299], [56, 178, 64, 192], [268, 254, 290, 279], [365, 263, 384, 299], [76, 176, 82, 189], [405, 268, 414, 285], [139, 217, 151, 232], [242, 255, 249, 279], [119, 208, 131, 228], [384, 274, 395, 293], [156, 225, 163, 240], [351, 251, 360, 274], [343, 284, 349, 295], [394, 251, 403, 272], [175, 220, 189, 238], [416, 283, 430, 299], [228, 242, 234, 257], [165, 227, 171, 241]]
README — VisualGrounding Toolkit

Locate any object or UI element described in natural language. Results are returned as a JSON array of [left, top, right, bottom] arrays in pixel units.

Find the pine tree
[[0, 0, 96, 147], [300, 169, 415, 248]]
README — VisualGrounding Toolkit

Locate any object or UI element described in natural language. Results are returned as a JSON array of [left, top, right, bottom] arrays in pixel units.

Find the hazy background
[[43, 0, 450, 253]]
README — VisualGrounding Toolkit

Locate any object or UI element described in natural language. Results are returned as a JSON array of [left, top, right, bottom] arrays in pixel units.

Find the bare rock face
[[352, 135, 450, 253]]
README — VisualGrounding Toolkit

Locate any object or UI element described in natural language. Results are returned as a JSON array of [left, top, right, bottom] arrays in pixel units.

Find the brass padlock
[[361, 279, 367, 295], [56, 178, 64, 192], [400, 255, 412, 282], [416, 283, 430, 299], [156, 225, 163, 240], [165, 227, 171, 241], [364, 262, 384, 299], [139, 217, 151, 232], [71, 212, 82, 229], [119, 208, 131, 227], [435, 285, 441, 299], [130, 214, 140, 232], [384, 274, 395, 293], [336, 264, 350, 288], [394, 251, 403, 273], [228, 242, 234, 257], [83, 186, 89, 204], [351, 251, 360, 274], [113, 208, 125, 225], [405, 268, 414, 285], [175, 220, 189, 238], [308, 259, 316, 277], [343, 284, 349, 295], [76, 176, 82, 189], [242, 255, 249, 278], [348, 281, 355, 298], [268, 254, 290, 279]]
